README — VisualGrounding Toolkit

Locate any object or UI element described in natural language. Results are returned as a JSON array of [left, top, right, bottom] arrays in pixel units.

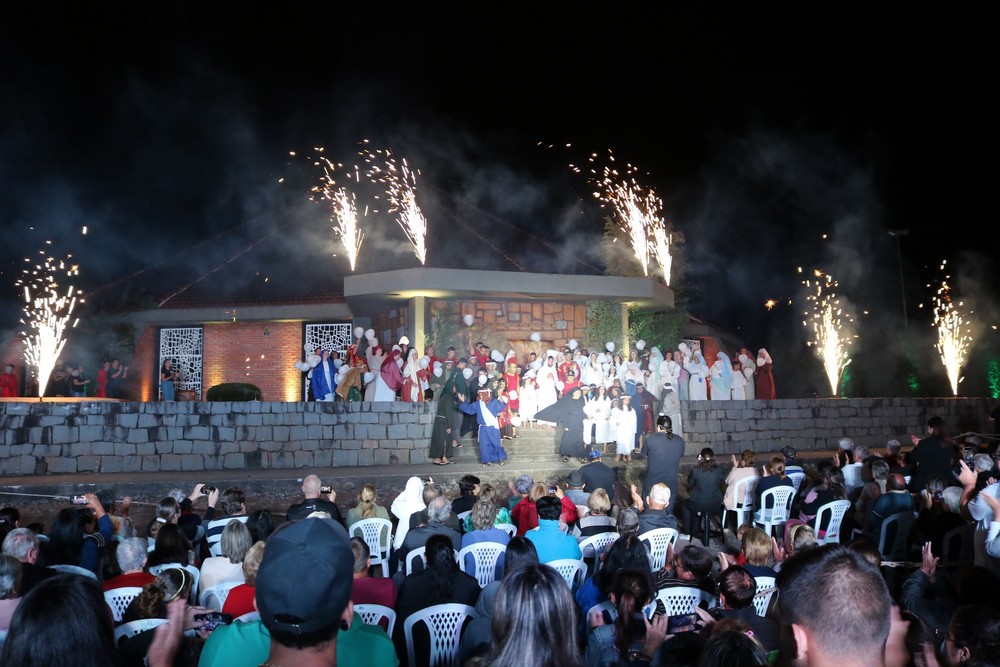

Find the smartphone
[[548, 486, 557, 495], [72, 495, 88, 505], [964, 447, 976, 467], [194, 612, 234, 631], [667, 613, 698, 634], [320, 486, 333, 495]]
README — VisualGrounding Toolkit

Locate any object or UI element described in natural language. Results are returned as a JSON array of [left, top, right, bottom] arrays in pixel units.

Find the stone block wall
[[0, 400, 435, 476], [678, 397, 994, 456]]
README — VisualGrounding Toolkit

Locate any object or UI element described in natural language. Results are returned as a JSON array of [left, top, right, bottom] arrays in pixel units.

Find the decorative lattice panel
[[303, 323, 353, 398], [159, 327, 204, 399]]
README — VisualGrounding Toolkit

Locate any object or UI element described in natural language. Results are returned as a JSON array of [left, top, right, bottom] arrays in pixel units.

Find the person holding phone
[[585, 568, 670, 667]]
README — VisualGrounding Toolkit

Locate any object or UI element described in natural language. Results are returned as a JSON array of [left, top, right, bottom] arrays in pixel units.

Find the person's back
[[527, 496, 582, 564], [642, 417, 684, 507]]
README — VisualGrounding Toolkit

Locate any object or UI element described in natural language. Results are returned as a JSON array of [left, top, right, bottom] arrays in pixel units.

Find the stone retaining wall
[[0, 400, 434, 476], [678, 397, 993, 456], [2, 397, 993, 476]]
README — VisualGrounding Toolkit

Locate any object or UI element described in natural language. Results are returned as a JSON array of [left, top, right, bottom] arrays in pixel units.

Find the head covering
[[256, 518, 353, 635], [567, 469, 585, 487], [390, 477, 425, 549], [716, 351, 733, 387], [587, 450, 602, 461]]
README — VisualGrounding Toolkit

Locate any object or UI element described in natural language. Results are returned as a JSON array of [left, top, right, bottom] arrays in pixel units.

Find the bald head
[[887, 473, 907, 492], [302, 475, 322, 498]]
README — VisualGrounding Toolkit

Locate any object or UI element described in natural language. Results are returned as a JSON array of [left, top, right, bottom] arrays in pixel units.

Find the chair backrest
[[403, 603, 474, 667], [199, 580, 244, 610], [735, 476, 760, 508], [655, 586, 714, 616], [813, 500, 852, 545], [942, 522, 976, 563], [787, 472, 806, 495], [752, 577, 777, 617], [348, 518, 393, 561], [588, 600, 618, 624], [579, 532, 620, 560], [235, 611, 261, 623], [842, 464, 863, 492], [406, 547, 459, 576], [355, 603, 397, 636], [496, 523, 517, 538], [547, 558, 586, 589], [457, 542, 507, 588], [209, 542, 223, 558], [114, 618, 169, 644], [758, 487, 796, 523], [638, 528, 679, 570], [456, 511, 472, 523], [49, 564, 98, 580], [878, 511, 918, 561], [104, 587, 144, 623]]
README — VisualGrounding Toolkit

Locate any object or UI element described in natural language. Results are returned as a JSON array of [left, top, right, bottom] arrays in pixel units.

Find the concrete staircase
[[447, 425, 564, 464]]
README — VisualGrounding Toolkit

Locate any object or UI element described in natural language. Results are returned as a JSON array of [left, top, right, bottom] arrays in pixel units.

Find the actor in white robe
[[710, 351, 733, 401], [518, 375, 538, 425], [730, 361, 748, 400], [583, 353, 603, 386], [739, 353, 756, 400], [535, 356, 559, 426], [646, 347, 664, 400], [659, 382, 683, 437], [686, 351, 709, 401], [611, 397, 638, 458], [661, 355, 680, 395]]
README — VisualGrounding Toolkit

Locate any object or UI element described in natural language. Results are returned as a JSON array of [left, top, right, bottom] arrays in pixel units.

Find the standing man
[[642, 416, 684, 514], [458, 388, 509, 467], [908, 416, 957, 492]]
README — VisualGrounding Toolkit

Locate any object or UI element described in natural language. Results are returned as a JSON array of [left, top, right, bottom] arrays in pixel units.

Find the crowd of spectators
[[1, 415, 1000, 666]]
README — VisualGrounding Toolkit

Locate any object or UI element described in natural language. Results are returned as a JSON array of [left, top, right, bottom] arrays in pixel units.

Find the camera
[[320, 486, 333, 495], [71, 495, 88, 505], [201, 485, 217, 494]]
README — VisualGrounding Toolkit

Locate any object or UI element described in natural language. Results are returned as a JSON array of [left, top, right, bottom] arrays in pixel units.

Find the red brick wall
[[202, 321, 303, 401], [134, 326, 157, 401]]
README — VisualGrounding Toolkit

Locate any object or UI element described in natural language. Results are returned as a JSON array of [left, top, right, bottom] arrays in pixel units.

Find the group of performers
[[299, 331, 776, 467]]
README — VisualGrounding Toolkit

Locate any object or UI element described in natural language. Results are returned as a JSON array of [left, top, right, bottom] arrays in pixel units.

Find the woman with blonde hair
[[221, 540, 265, 617], [578, 488, 615, 539], [346, 484, 390, 526]]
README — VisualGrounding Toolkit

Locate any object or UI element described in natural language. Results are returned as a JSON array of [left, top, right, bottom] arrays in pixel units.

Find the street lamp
[[888, 229, 910, 329]]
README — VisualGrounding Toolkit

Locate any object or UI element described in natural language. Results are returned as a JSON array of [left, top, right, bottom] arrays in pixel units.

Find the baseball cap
[[256, 518, 353, 635], [587, 449, 603, 461]]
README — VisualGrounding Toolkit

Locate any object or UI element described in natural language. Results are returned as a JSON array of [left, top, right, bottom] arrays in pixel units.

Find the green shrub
[[205, 382, 262, 401]]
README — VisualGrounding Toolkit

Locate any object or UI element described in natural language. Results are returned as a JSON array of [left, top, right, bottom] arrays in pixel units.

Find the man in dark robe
[[536, 386, 587, 462]]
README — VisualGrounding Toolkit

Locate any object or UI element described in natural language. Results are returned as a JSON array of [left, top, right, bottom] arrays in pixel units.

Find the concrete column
[[409, 296, 427, 356], [620, 302, 630, 357]]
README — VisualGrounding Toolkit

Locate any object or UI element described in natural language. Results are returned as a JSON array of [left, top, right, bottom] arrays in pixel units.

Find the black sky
[[1, 4, 997, 395]]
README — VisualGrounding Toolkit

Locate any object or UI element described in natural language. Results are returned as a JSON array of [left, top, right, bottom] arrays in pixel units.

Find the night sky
[[1, 4, 996, 396]]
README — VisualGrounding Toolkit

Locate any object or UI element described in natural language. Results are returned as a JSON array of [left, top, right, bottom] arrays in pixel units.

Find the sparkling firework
[[585, 150, 669, 282], [16, 250, 82, 398], [364, 148, 427, 264], [310, 156, 365, 271], [802, 270, 855, 396], [931, 264, 972, 395]]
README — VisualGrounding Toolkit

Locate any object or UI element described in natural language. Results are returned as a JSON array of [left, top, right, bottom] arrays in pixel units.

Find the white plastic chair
[[722, 476, 760, 530], [787, 472, 806, 496], [496, 523, 517, 538], [878, 511, 918, 562], [456, 510, 472, 524], [812, 500, 852, 545], [114, 618, 169, 644], [403, 603, 474, 667], [752, 576, 777, 617], [753, 486, 796, 538], [638, 528, 679, 570], [104, 587, 144, 622], [49, 564, 98, 580], [348, 518, 393, 577], [355, 603, 397, 635], [457, 542, 507, 588], [405, 547, 459, 576], [655, 586, 716, 615], [199, 580, 244, 610], [547, 558, 586, 589], [148, 563, 200, 602], [235, 611, 260, 623], [579, 532, 620, 576]]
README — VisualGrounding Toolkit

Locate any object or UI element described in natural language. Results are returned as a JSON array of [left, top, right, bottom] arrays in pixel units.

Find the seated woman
[[146, 523, 195, 571], [120, 566, 210, 666], [738, 527, 778, 579], [511, 483, 576, 536], [145, 496, 180, 548], [575, 535, 654, 627], [461, 499, 510, 578], [752, 456, 794, 513], [578, 488, 615, 539], [786, 467, 847, 546], [461, 484, 511, 533], [722, 451, 759, 529], [682, 447, 726, 541], [221, 541, 265, 618], [43, 495, 113, 576], [393, 533, 481, 665], [451, 475, 482, 516], [199, 520, 251, 593], [0, 555, 22, 631], [585, 568, 664, 667], [245, 510, 273, 544], [347, 484, 391, 527]]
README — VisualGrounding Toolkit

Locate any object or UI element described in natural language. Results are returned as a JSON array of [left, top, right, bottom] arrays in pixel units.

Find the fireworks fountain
[[802, 268, 856, 396], [308, 152, 365, 272], [16, 250, 82, 398], [930, 262, 972, 395], [583, 150, 671, 284], [365, 148, 428, 264]]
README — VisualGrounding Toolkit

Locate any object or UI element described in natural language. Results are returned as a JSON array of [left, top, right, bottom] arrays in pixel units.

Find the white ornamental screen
[[159, 327, 204, 399], [303, 323, 353, 398]]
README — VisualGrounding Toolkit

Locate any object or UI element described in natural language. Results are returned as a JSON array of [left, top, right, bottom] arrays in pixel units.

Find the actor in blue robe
[[458, 388, 508, 466], [310, 351, 338, 402]]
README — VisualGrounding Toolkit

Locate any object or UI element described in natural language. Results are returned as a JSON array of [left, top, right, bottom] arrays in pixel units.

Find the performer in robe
[[755, 348, 776, 400], [364, 345, 385, 401], [400, 349, 424, 402], [674, 348, 691, 401], [730, 359, 748, 400], [535, 386, 588, 462], [611, 396, 638, 462], [582, 352, 603, 386], [584, 384, 612, 454], [647, 347, 664, 400], [496, 377, 516, 439], [635, 383, 657, 451], [310, 349, 337, 402], [739, 352, 757, 400], [535, 354, 560, 428], [503, 360, 521, 415], [686, 350, 709, 401], [661, 353, 680, 398], [429, 376, 455, 465], [378, 348, 404, 401], [519, 372, 538, 428], [658, 381, 682, 438], [710, 351, 733, 401], [1, 365, 19, 398], [458, 388, 509, 467]]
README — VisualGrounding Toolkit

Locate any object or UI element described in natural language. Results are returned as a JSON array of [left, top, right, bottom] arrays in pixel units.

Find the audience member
[[461, 484, 512, 533], [528, 496, 583, 564], [350, 537, 397, 609], [655, 544, 716, 594], [200, 520, 252, 592], [2, 528, 55, 595], [462, 499, 510, 576], [120, 566, 206, 663], [407, 482, 461, 532], [698, 618, 768, 667], [683, 447, 725, 541], [205, 487, 249, 552], [222, 540, 265, 617], [396, 496, 462, 574], [451, 475, 482, 515], [840, 444, 868, 493], [629, 483, 679, 533], [723, 451, 759, 529], [585, 567, 665, 667], [43, 495, 113, 575], [868, 473, 916, 541], [710, 566, 780, 653], [739, 527, 778, 579], [909, 479, 964, 556], [245, 509, 274, 543], [146, 523, 194, 570], [782, 445, 804, 476], [581, 450, 615, 495], [578, 488, 615, 539], [909, 416, 957, 492], [564, 469, 591, 506], [853, 458, 890, 533], [347, 483, 391, 527], [285, 475, 344, 524], [511, 483, 576, 536], [0, 555, 22, 631], [753, 455, 793, 512], [941, 605, 1000, 667], [103, 536, 155, 591]]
